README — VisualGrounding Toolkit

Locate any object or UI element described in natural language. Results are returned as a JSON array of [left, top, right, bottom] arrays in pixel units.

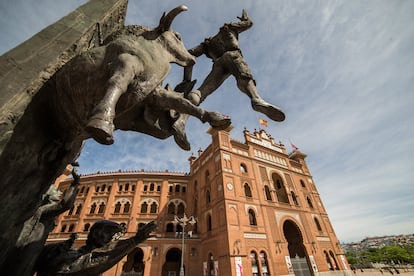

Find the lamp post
[[174, 213, 196, 276]]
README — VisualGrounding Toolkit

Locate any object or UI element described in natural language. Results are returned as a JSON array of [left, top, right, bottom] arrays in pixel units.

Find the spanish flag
[[259, 118, 268, 127]]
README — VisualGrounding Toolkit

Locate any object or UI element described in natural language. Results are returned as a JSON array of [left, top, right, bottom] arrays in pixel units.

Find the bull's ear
[[155, 5, 188, 33]]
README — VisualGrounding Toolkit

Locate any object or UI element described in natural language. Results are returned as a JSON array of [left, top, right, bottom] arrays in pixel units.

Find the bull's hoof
[[252, 99, 285, 122], [172, 120, 191, 151], [205, 112, 231, 130], [86, 118, 114, 145]]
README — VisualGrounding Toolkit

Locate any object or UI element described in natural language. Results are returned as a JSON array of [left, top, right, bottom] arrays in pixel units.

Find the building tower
[[50, 127, 350, 276]]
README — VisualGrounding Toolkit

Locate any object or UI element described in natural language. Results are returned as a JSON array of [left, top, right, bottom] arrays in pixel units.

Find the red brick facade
[[49, 127, 350, 276]]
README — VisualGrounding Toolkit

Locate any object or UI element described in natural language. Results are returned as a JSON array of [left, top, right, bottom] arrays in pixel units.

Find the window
[[125, 183, 129, 191], [140, 202, 148, 213], [291, 191, 299, 205], [101, 184, 106, 192], [168, 185, 173, 193], [248, 209, 257, 226], [84, 223, 90, 232], [260, 251, 270, 276], [144, 185, 148, 192], [90, 202, 97, 214], [68, 224, 75, 232], [157, 185, 161, 192], [182, 186, 186, 193], [314, 217, 322, 232], [80, 186, 85, 194], [131, 184, 135, 192], [114, 202, 121, 213], [240, 163, 247, 173], [205, 170, 210, 184], [75, 204, 82, 215], [68, 206, 74, 216], [264, 185, 272, 201], [175, 184, 180, 193], [251, 251, 259, 276], [300, 179, 306, 188], [95, 186, 100, 193], [98, 202, 105, 214], [206, 214, 212, 231], [150, 202, 158, 213], [167, 202, 175, 214], [150, 183, 155, 191], [108, 185, 112, 192], [123, 202, 131, 213], [272, 173, 289, 203], [206, 190, 211, 205], [307, 196, 314, 209], [244, 183, 252, 198], [61, 224, 67, 232], [177, 202, 185, 216], [119, 185, 123, 192], [166, 223, 174, 233]]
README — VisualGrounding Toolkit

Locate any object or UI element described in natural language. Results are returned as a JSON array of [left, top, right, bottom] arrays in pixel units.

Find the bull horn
[[157, 5, 188, 32]]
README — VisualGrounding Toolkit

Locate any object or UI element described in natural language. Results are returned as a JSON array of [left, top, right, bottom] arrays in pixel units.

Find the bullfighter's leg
[[224, 51, 286, 122], [171, 62, 231, 149], [86, 54, 142, 145], [149, 87, 231, 150]]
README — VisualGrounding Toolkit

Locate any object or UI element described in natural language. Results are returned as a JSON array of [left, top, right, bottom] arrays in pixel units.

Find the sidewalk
[[352, 269, 414, 276]]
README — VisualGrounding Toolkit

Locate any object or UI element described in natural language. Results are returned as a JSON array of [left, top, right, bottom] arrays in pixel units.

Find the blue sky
[[1, 0, 413, 243]]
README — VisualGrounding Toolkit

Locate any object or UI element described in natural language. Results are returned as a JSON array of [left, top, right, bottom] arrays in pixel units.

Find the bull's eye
[[174, 32, 182, 40]]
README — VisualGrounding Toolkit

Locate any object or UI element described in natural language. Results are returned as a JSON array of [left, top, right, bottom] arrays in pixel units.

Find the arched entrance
[[283, 220, 313, 276], [122, 248, 145, 275], [162, 248, 182, 276]]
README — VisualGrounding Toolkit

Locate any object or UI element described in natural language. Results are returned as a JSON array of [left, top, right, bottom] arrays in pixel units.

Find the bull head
[[156, 5, 188, 33]]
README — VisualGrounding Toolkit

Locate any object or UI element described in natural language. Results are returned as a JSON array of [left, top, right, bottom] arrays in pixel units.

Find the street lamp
[[174, 213, 196, 276]]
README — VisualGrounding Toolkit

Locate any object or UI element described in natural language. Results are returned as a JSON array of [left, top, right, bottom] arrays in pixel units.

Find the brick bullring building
[[49, 127, 350, 276]]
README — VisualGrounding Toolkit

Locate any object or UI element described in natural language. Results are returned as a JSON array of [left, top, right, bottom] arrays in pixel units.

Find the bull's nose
[[188, 56, 196, 65]]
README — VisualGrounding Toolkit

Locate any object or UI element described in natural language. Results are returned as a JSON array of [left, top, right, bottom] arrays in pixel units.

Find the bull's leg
[[86, 54, 142, 145]]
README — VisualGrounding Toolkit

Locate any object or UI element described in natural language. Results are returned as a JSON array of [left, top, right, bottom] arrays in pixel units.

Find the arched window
[[300, 179, 306, 188], [248, 209, 257, 226], [208, 253, 215, 276], [206, 214, 212, 231], [119, 185, 123, 192], [144, 184, 148, 192], [95, 186, 100, 193], [260, 251, 270, 276], [244, 183, 252, 197], [250, 251, 259, 276], [156, 185, 161, 192], [175, 184, 180, 193], [150, 202, 157, 213], [140, 202, 148, 213], [272, 173, 289, 203], [314, 217, 322, 231], [90, 202, 97, 214], [131, 184, 135, 192], [182, 186, 186, 193], [168, 185, 173, 193], [80, 186, 85, 194], [84, 223, 90, 232], [166, 223, 174, 233], [291, 191, 299, 205], [98, 202, 105, 214], [307, 196, 314, 209], [264, 185, 272, 201], [167, 202, 175, 214], [108, 185, 112, 192], [61, 224, 67, 232], [86, 187, 90, 194], [75, 204, 82, 215], [149, 183, 155, 191], [177, 202, 185, 216], [125, 183, 129, 191], [329, 250, 339, 270], [123, 202, 131, 213], [205, 170, 210, 184], [101, 184, 106, 192], [324, 251, 334, 270], [114, 202, 121, 213], [68, 224, 75, 232], [206, 190, 211, 205], [68, 206, 74, 216], [240, 163, 248, 173]]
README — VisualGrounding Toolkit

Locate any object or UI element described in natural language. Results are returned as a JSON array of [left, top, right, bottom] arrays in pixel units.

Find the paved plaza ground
[[351, 269, 414, 276]]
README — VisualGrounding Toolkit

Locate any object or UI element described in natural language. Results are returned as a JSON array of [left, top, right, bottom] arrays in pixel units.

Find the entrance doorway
[[162, 248, 182, 276], [283, 220, 313, 276]]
